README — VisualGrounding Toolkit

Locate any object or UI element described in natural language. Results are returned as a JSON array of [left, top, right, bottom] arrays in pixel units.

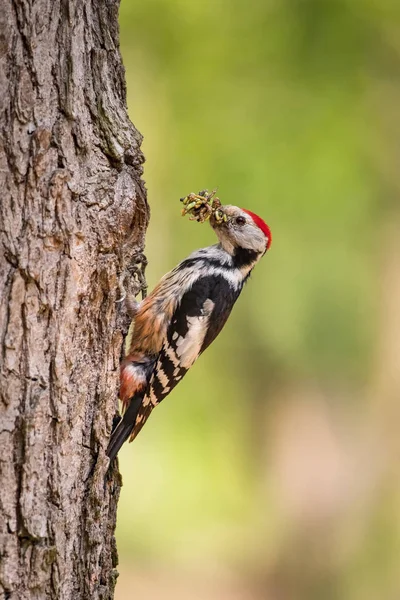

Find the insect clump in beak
[[180, 189, 227, 225]]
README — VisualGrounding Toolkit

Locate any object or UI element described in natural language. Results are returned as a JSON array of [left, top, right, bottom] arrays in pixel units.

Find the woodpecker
[[107, 204, 272, 461]]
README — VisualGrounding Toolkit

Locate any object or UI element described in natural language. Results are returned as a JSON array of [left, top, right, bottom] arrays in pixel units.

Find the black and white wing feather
[[128, 274, 242, 440]]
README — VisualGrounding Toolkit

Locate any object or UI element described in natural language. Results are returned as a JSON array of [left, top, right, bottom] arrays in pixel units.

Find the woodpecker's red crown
[[210, 204, 271, 256], [242, 209, 272, 250]]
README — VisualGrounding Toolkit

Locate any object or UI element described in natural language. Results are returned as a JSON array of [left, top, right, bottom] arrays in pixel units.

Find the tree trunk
[[0, 1, 149, 598]]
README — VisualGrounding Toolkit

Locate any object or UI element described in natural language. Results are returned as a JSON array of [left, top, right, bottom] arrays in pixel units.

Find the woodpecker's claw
[[117, 251, 148, 305], [127, 254, 148, 299]]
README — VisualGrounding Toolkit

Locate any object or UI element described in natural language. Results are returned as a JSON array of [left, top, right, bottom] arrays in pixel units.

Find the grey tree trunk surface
[[0, 1, 149, 598]]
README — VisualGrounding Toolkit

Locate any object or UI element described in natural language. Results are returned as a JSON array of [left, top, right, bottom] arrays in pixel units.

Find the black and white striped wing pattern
[[128, 274, 242, 440]]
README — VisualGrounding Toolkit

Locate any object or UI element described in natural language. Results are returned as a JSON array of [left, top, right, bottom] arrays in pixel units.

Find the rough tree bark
[[0, 1, 149, 598]]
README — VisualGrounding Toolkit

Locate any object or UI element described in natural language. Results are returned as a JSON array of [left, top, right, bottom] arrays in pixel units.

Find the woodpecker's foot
[[127, 252, 148, 299], [117, 251, 148, 304]]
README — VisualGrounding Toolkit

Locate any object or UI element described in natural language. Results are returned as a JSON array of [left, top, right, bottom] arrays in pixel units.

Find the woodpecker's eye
[[235, 216, 246, 226]]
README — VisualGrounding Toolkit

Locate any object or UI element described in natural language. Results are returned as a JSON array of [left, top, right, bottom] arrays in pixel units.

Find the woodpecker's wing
[[128, 273, 242, 441]]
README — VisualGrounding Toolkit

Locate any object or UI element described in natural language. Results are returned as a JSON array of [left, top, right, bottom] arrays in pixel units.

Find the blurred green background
[[116, 1, 400, 598]]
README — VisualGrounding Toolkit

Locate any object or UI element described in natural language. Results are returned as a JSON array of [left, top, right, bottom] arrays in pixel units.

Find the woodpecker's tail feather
[[106, 395, 143, 462]]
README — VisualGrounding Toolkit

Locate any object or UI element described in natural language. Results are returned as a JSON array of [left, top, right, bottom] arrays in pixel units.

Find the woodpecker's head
[[210, 205, 272, 258]]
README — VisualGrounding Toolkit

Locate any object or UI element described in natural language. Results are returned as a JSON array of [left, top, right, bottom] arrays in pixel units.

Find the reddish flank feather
[[242, 209, 272, 250]]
